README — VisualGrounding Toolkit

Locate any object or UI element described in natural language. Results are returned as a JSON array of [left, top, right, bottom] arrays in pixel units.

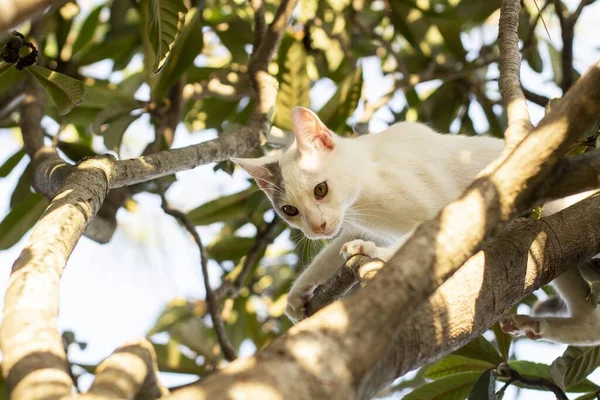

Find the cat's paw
[[285, 284, 317, 323], [340, 240, 378, 259], [500, 315, 542, 340]]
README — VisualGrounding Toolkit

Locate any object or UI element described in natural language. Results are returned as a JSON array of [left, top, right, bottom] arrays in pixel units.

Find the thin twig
[[497, 363, 568, 400], [215, 217, 283, 300], [159, 190, 238, 361], [249, 0, 266, 51]]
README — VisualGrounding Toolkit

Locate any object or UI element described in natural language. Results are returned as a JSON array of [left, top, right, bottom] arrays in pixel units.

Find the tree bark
[[0, 0, 62, 32], [168, 188, 600, 400]]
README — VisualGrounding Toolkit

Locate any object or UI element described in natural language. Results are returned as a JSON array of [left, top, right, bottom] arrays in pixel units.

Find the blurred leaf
[[75, 28, 139, 68], [455, 0, 501, 23], [184, 97, 239, 131], [0, 61, 14, 77], [98, 112, 140, 152], [147, 299, 197, 336], [551, 346, 600, 390], [548, 43, 581, 88], [207, 236, 254, 262], [403, 372, 482, 400], [574, 393, 600, 400], [54, 7, 74, 55], [188, 188, 254, 226], [423, 81, 468, 132], [153, 6, 204, 98], [0, 149, 25, 178], [0, 63, 25, 93], [187, 66, 222, 83], [318, 66, 363, 131], [424, 355, 495, 379], [152, 340, 206, 375], [10, 163, 33, 208], [467, 369, 495, 400], [492, 323, 512, 361], [508, 360, 597, 392], [452, 335, 503, 366], [71, 5, 103, 57], [525, 41, 544, 73], [273, 34, 310, 131], [145, 0, 188, 74], [204, 11, 253, 63], [0, 193, 48, 250], [26, 65, 85, 115], [57, 140, 97, 162]]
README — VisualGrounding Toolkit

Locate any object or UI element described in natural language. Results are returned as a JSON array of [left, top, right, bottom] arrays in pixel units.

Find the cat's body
[[233, 106, 600, 345]]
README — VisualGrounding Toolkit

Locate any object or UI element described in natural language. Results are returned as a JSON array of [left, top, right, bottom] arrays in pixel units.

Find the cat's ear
[[292, 107, 335, 153], [231, 156, 277, 194]]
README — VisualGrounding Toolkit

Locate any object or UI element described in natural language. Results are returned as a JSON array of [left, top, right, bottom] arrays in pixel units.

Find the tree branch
[[522, 86, 551, 107], [0, 0, 62, 32], [498, 0, 533, 146], [0, 156, 113, 399], [160, 194, 238, 362], [86, 338, 168, 400], [165, 61, 600, 400], [496, 363, 568, 400]]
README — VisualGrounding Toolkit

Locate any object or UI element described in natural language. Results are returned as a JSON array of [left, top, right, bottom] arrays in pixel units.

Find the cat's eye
[[282, 205, 299, 216], [314, 182, 328, 199]]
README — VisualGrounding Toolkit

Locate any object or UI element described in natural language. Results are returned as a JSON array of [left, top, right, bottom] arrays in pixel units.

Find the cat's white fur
[[233, 106, 600, 346]]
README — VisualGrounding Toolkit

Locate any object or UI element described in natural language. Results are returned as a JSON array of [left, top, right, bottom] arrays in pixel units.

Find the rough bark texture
[[165, 62, 600, 399], [168, 190, 600, 400], [0, 0, 299, 397], [498, 0, 533, 146], [306, 195, 600, 398], [0, 157, 113, 399], [86, 338, 168, 400]]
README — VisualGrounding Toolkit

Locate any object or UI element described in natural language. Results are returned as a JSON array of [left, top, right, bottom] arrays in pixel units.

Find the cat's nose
[[312, 221, 326, 233]]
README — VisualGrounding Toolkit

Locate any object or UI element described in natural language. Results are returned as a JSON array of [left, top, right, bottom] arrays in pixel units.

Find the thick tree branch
[[86, 338, 168, 400], [0, 156, 113, 399], [498, 0, 533, 146], [166, 61, 600, 400], [0, 0, 62, 32]]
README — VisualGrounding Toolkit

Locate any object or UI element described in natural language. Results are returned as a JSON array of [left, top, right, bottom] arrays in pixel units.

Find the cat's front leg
[[286, 230, 356, 322]]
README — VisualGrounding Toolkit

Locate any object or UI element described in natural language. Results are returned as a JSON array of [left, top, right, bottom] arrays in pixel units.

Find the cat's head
[[232, 107, 358, 239]]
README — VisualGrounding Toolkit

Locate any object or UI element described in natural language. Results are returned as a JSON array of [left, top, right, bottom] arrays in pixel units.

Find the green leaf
[[0, 61, 14, 78], [455, 0, 501, 23], [147, 299, 196, 336], [0, 193, 48, 250], [71, 5, 103, 56], [467, 369, 495, 400], [152, 340, 206, 375], [26, 65, 85, 115], [74, 29, 139, 68], [273, 34, 310, 131], [153, 6, 204, 98], [145, 0, 188, 75], [425, 356, 495, 380], [452, 336, 504, 366], [403, 372, 482, 400], [10, 163, 34, 208], [508, 360, 598, 393], [574, 393, 600, 400], [57, 140, 97, 162], [188, 188, 254, 226], [204, 11, 253, 63], [206, 236, 255, 262], [318, 66, 363, 132], [0, 149, 25, 178], [98, 113, 140, 152], [551, 346, 600, 390], [184, 97, 239, 131], [492, 323, 512, 361]]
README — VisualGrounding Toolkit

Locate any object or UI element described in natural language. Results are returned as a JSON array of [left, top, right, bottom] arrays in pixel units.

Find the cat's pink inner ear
[[292, 107, 335, 153], [231, 158, 272, 191]]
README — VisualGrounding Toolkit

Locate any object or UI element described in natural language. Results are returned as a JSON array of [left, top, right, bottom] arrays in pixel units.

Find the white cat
[[232, 106, 600, 345]]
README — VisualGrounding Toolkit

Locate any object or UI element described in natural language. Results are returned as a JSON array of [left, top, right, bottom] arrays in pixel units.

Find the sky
[[0, 0, 599, 398]]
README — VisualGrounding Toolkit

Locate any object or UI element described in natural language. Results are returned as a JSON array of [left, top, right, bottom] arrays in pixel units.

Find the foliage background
[[0, 0, 599, 398]]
